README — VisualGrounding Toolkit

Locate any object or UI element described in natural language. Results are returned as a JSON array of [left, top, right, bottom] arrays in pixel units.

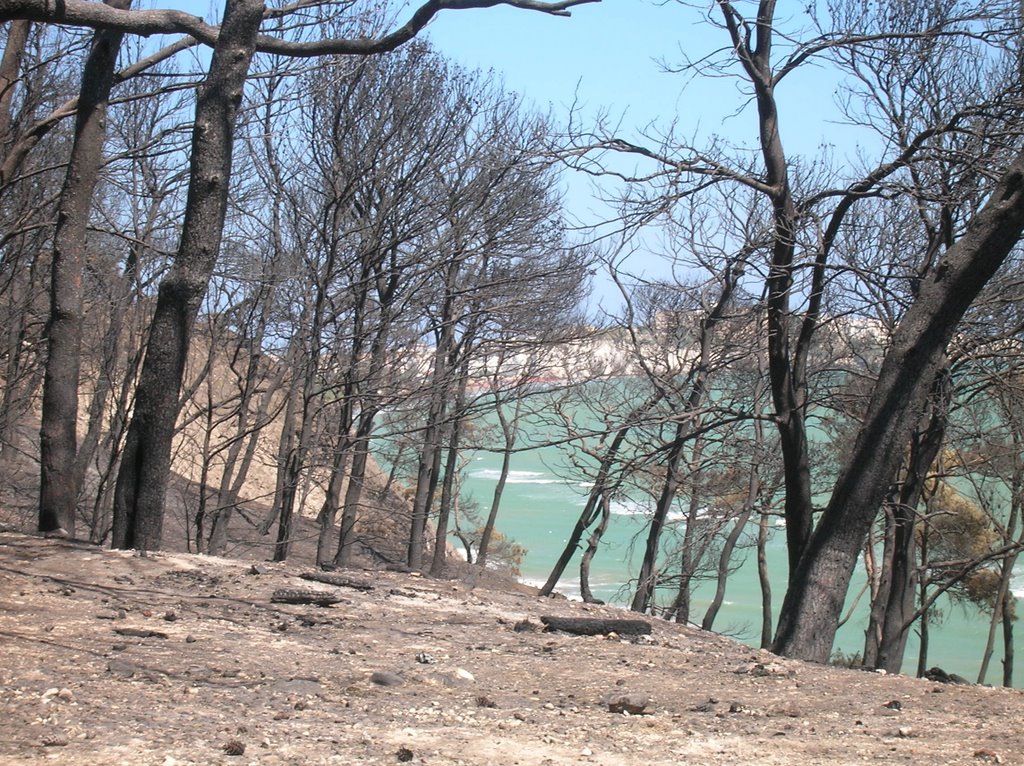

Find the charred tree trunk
[[0, 20, 29, 149], [630, 421, 688, 614], [333, 408, 378, 566], [579, 494, 611, 603], [773, 148, 1024, 663], [539, 404, 647, 596], [111, 0, 265, 550], [874, 372, 949, 673], [757, 505, 773, 649], [430, 391, 467, 576], [477, 395, 521, 567], [38, 0, 130, 537]]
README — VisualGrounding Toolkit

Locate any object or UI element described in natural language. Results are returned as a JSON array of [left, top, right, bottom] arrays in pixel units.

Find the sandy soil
[[1, 531, 1021, 766]]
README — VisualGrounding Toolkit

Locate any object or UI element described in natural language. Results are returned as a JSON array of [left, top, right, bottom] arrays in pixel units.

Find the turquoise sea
[[457, 441, 1022, 687]]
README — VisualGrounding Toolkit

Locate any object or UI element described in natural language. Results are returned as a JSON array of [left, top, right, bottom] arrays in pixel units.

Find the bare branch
[[0, 0, 600, 56]]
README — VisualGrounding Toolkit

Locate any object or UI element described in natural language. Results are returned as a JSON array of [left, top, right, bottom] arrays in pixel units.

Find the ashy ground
[[0, 531, 1021, 766]]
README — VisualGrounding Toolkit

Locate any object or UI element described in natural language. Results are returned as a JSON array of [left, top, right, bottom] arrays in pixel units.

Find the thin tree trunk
[[477, 395, 521, 567], [757, 505, 773, 649], [539, 413, 641, 596], [1002, 583, 1014, 688], [631, 422, 689, 613], [430, 391, 467, 576], [579, 494, 611, 603], [977, 558, 1012, 684], [111, 0, 265, 550], [703, 389, 765, 632]]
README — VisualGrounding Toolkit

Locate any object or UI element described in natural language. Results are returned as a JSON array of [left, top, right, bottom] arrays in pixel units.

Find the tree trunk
[[333, 410, 377, 566], [773, 147, 1024, 663], [477, 396, 521, 567], [703, 506, 754, 632], [757, 505, 773, 649], [0, 20, 29, 148], [579, 494, 611, 603], [539, 409, 644, 596], [875, 376, 948, 673], [315, 411, 351, 566], [38, 0, 129, 537], [430, 402, 465, 576], [703, 397, 764, 632], [1002, 583, 1014, 688], [631, 421, 688, 613], [111, 0, 265, 550]]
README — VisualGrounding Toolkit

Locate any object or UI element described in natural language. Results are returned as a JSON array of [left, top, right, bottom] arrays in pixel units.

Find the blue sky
[[156, 0, 866, 307]]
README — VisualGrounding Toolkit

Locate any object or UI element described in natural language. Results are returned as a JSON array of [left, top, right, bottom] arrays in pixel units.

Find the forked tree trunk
[[773, 148, 1024, 662], [111, 0, 265, 550]]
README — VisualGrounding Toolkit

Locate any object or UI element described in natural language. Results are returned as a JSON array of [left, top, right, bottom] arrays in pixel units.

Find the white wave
[[609, 498, 704, 523], [1012, 561, 1024, 599], [469, 468, 561, 485]]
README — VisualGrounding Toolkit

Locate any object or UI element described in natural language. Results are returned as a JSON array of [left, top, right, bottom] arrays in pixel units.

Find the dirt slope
[[0, 532, 1021, 766]]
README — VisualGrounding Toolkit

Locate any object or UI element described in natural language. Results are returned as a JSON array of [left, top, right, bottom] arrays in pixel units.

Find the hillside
[[1, 531, 1021, 765]]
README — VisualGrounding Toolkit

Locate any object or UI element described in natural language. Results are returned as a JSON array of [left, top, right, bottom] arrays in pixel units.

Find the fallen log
[[299, 571, 374, 590], [539, 616, 652, 636], [270, 588, 344, 606]]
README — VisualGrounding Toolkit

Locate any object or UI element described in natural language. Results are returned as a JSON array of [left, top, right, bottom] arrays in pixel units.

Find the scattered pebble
[[370, 671, 405, 687], [222, 739, 245, 755]]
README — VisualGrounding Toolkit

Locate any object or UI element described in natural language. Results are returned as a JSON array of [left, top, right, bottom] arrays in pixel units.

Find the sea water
[[458, 444, 1022, 687]]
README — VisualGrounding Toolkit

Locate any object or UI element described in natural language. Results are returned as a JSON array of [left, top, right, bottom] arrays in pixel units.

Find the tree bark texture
[[39, 0, 129, 536], [111, 0, 265, 550], [773, 148, 1024, 663]]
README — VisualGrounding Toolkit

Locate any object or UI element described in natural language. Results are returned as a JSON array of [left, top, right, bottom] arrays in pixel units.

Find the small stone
[[185, 635, 197, 643], [436, 668, 475, 688], [513, 620, 540, 633], [605, 693, 651, 715], [370, 671, 405, 687], [974, 749, 1004, 763], [397, 746, 414, 762], [41, 733, 69, 747], [222, 739, 246, 756], [897, 727, 914, 738], [476, 695, 497, 708], [415, 652, 435, 664], [56, 688, 73, 702], [581, 747, 593, 757], [250, 564, 270, 575], [163, 611, 178, 622], [883, 700, 902, 711]]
